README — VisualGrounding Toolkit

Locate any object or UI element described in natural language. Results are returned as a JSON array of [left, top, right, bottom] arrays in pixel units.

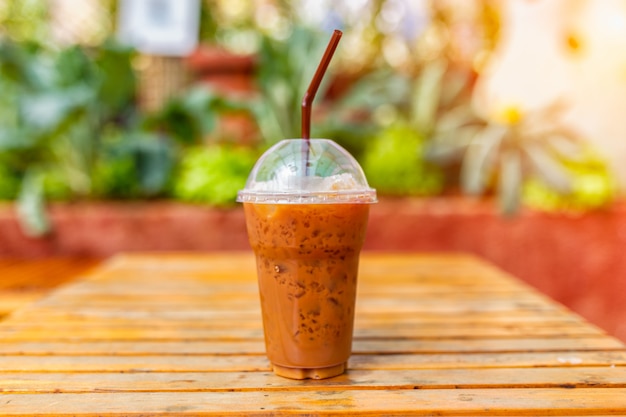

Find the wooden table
[[1, 252, 626, 416], [0, 258, 99, 320]]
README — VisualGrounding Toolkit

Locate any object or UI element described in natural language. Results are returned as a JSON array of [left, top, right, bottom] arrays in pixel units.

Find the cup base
[[271, 362, 346, 380]]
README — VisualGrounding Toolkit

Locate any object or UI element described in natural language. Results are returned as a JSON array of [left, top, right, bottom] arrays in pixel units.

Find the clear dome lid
[[237, 139, 377, 204]]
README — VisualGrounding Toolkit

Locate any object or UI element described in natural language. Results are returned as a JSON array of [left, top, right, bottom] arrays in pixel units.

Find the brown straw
[[301, 29, 343, 140]]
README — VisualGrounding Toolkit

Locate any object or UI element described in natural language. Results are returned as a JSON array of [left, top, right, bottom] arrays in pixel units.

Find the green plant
[[173, 145, 257, 206], [362, 123, 444, 196], [142, 87, 250, 145], [0, 38, 179, 235], [0, 0, 50, 44], [238, 25, 419, 164], [522, 148, 615, 212], [245, 26, 330, 143], [359, 58, 475, 196], [427, 102, 605, 214], [92, 131, 175, 200], [0, 161, 20, 201], [313, 67, 413, 160]]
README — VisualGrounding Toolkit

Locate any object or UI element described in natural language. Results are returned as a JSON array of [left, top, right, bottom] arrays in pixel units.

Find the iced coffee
[[238, 139, 376, 379]]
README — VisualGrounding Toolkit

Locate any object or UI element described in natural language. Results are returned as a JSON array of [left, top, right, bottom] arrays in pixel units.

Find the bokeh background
[[1, 0, 626, 341], [2, 0, 620, 220]]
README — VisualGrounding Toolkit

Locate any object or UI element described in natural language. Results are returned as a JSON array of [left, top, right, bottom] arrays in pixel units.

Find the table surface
[[0, 258, 100, 320], [1, 252, 626, 416]]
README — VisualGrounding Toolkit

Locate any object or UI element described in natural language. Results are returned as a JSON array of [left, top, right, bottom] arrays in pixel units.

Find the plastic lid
[[237, 139, 377, 204]]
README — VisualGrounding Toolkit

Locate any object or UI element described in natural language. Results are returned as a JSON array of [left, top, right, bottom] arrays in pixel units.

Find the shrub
[[173, 145, 257, 206]]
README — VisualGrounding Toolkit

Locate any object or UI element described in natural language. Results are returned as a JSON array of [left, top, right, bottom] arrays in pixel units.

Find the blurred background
[[2, 0, 619, 219], [0, 0, 625, 341]]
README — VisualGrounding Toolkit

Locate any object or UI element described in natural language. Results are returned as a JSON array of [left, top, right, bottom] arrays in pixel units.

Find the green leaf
[[246, 98, 284, 145], [332, 69, 411, 117], [436, 105, 478, 133], [93, 39, 136, 116], [55, 45, 98, 88], [19, 86, 93, 132], [0, 127, 38, 150], [498, 149, 522, 215], [144, 99, 201, 145], [0, 163, 20, 200], [173, 145, 257, 205], [411, 59, 447, 134], [461, 125, 506, 195], [362, 123, 444, 196], [111, 133, 175, 196], [181, 88, 218, 136], [133, 136, 174, 195], [254, 25, 330, 143], [0, 39, 45, 89], [439, 68, 473, 107], [426, 125, 482, 163], [544, 128, 585, 161], [16, 169, 50, 237], [524, 143, 572, 194]]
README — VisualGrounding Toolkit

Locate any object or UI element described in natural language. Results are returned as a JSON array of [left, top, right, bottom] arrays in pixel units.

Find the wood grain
[[3, 389, 626, 416], [0, 258, 99, 319], [0, 252, 624, 416]]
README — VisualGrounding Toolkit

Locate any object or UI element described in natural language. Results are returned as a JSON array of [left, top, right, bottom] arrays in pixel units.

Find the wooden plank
[[81, 269, 523, 287], [57, 283, 526, 300], [0, 259, 99, 291], [36, 289, 542, 303], [89, 253, 526, 285], [3, 388, 626, 416], [0, 337, 621, 356], [0, 293, 43, 314], [51, 282, 529, 297], [0, 322, 603, 340], [0, 352, 625, 373], [101, 253, 482, 273], [1, 367, 626, 394], [0, 258, 100, 321], [15, 298, 557, 316], [5, 309, 585, 326], [30, 290, 548, 306]]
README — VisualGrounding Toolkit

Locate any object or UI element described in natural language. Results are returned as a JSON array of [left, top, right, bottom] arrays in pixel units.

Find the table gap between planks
[[1, 252, 625, 416]]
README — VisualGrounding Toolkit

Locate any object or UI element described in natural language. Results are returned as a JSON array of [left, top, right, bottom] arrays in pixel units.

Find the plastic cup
[[237, 139, 377, 379]]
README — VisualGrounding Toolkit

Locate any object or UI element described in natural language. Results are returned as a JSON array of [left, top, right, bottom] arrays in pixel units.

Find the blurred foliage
[[354, 57, 474, 196], [91, 131, 175, 199], [363, 123, 444, 196], [142, 87, 251, 145], [0, 0, 117, 47], [0, 34, 260, 235], [426, 102, 618, 214], [196, 0, 499, 75], [0, 0, 50, 44], [0, 0, 618, 239], [241, 25, 427, 163], [0, 37, 177, 235], [243, 26, 328, 142], [523, 149, 615, 213], [0, 160, 20, 200], [173, 145, 257, 206], [0, 38, 135, 234], [219, 25, 379, 164]]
